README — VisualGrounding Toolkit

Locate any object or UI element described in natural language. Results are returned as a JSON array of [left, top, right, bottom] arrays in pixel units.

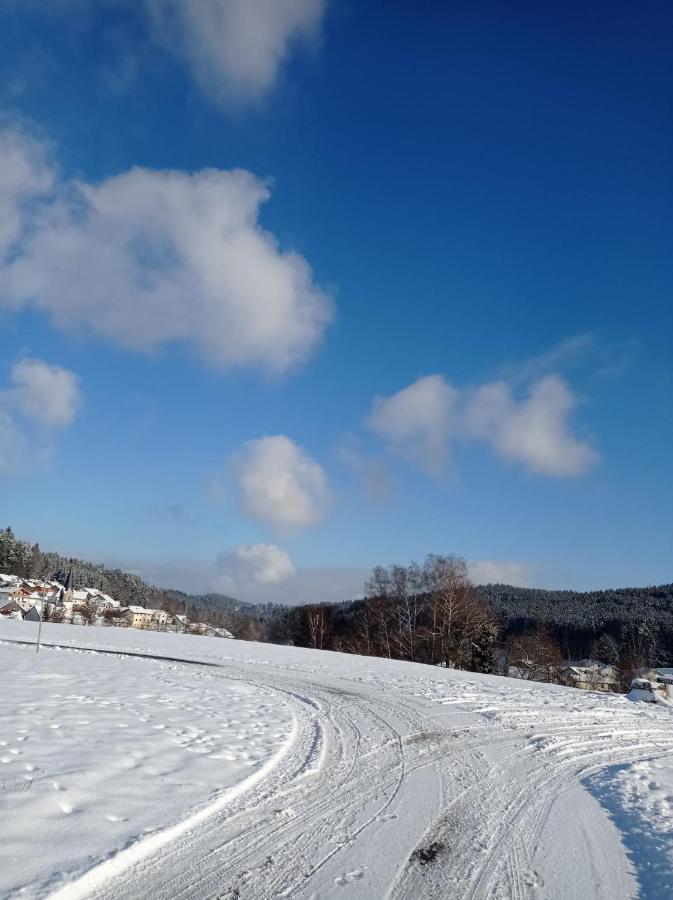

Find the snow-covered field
[[2, 620, 673, 899]]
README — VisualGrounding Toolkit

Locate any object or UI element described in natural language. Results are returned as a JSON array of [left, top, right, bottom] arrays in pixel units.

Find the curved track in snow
[[4, 631, 673, 899]]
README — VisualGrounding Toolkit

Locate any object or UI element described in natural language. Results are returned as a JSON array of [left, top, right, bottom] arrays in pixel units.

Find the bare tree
[[420, 554, 483, 669], [305, 604, 331, 650], [344, 601, 374, 656], [390, 563, 422, 661], [506, 629, 563, 682]]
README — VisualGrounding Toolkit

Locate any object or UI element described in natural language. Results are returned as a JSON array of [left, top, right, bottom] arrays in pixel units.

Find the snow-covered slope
[[2, 619, 673, 899]]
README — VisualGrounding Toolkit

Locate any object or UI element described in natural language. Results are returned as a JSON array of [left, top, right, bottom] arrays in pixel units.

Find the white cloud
[[9, 357, 81, 428], [234, 434, 330, 529], [0, 126, 54, 258], [0, 127, 332, 374], [217, 543, 295, 587], [467, 559, 536, 587], [366, 375, 459, 475], [0, 357, 81, 476], [145, 0, 327, 108], [367, 372, 597, 479], [464, 375, 598, 477]]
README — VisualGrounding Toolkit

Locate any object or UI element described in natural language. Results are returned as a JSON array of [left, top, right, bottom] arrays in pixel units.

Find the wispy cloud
[[147, 503, 194, 523], [336, 435, 394, 504], [467, 559, 536, 587], [0, 356, 82, 477], [21, 0, 329, 111], [502, 333, 595, 384], [145, 0, 328, 109]]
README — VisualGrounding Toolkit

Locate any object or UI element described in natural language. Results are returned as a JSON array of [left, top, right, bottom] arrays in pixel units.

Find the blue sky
[[1, 0, 671, 602]]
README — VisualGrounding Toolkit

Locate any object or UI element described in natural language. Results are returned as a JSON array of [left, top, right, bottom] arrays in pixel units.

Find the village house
[[561, 660, 618, 692], [123, 606, 169, 629], [189, 622, 234, 638], [0, 599, 24, 620], [0, 586, 16, 605], [96, 596, 120, 611], [21, 605, 41, 622]]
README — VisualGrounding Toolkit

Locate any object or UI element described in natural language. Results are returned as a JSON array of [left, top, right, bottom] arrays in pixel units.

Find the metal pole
[[36, 602, 43, 654]]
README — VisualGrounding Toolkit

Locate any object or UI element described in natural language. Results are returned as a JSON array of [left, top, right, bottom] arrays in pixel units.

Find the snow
[[0, 635, 293, 898], [587, 757, 673, 897], [2, 618, 673, 899]]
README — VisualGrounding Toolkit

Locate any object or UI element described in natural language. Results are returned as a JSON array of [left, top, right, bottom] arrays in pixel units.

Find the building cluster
[[0, 574, 233, 638], [506, 654, 673, 699], [558, 660, 673, 699], [559, 660, 619, 692]]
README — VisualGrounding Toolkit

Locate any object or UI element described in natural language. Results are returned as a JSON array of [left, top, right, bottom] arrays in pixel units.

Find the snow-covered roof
[[0, 599, 21, 612], [15, 597, 43, 611]]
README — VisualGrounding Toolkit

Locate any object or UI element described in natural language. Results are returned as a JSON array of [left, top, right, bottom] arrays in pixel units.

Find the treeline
[[481, 583, 673, 667], [261, 564, 673, 683], [266, 555, 500, 673]]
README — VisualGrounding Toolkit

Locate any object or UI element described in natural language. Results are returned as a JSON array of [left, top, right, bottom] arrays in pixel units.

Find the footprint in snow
[[335, 867, 366, 886], [522, 869, 544, 888]]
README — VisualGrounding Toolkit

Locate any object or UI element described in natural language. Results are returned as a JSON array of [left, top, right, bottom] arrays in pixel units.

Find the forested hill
[[479, 582, 673, 662], [0, 526, 247, 623]]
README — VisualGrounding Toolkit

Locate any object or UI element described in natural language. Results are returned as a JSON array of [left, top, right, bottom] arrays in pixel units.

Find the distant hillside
[[165, 590, 260, 616], [165, 589, 247, 611], [478, 582, 673, 662], [0, 526, 269, 629]]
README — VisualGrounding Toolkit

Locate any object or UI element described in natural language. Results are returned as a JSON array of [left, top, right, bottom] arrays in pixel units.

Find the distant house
[[561, 660, 618, 692], [22, 605, 41, 622], [171, 614, 190, 632], [0, 600, 23, 619], [123, 606, 168, 629], [15, 597, 43, 615], [96, 596, 120, 611], [189, 622, 234, 639]]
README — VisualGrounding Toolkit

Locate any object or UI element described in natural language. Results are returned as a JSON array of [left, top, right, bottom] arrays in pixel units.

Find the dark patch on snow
[[413, 841, 445, 865]]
